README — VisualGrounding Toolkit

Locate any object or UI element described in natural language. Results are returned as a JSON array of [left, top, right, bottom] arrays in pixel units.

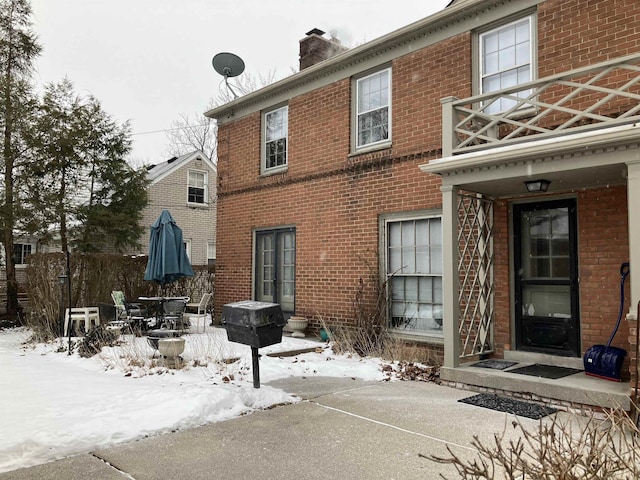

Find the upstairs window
[[188, 170, 207, 204], [263, 105, 288, 173], [356, 68, 391, 149], [479, 15, 534, 114]]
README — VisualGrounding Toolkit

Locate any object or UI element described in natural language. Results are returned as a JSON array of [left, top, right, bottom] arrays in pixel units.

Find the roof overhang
[[419, 123, 640, 196], [205, 0, 543, 125]]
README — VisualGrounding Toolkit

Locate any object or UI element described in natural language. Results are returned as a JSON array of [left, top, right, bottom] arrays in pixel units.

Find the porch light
[[524, 179, 551, 192]]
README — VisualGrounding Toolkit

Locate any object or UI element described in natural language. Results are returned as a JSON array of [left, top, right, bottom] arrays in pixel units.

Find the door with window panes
[[255, 228, 295, 315], [514, 199, 579, 356]]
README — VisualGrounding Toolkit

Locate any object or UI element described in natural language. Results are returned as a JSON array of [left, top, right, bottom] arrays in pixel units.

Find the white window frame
[[207, 241, 216, 266], [262, 104, 288, 174], [355, 67, 392, 151], [187, 170, 208, 205], [478, 14, 536, 114], [382, 213, 443, 338], [13, 242, 35, 267], [183, 239, 192, 261]]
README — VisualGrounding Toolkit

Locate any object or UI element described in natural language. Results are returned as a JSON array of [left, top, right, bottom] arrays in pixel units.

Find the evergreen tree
[[0, 0, 41, 320], [25, 79, 149, 253]]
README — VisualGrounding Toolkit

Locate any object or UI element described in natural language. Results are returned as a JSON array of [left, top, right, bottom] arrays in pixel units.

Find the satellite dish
[[212, 52, 245, 78], [212, 52, 245, 99]]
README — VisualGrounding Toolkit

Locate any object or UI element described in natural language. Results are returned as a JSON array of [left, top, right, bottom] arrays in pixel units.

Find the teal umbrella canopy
[[144, 210, 194, 285]]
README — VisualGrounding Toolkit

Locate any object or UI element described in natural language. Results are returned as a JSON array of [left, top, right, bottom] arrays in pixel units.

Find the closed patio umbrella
[[144, 210, 194, 288]]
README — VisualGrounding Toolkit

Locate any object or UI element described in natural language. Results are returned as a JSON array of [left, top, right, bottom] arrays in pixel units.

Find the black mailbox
[[221, 300, 285, 348]]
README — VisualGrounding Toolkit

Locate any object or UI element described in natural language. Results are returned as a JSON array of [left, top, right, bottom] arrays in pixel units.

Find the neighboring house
[[0, 237, 39, 286], [136, 150, 217, 267], [205, 0, 639, 410]]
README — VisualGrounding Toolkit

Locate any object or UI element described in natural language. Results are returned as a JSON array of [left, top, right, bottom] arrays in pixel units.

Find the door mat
[[471, 359, 518, 370], [459, 393, 557, 419], [507, 363, 583, 379]]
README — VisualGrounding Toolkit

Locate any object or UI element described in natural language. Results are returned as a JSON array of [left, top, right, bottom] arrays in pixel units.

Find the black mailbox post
[[221, 300, 286, 388]]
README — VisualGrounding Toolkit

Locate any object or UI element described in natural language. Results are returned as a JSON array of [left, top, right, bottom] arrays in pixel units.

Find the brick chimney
[[299, 28, 348, 70]]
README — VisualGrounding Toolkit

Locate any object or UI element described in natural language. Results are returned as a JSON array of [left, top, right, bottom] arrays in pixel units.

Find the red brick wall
[[214, 0, 638, 354], [577, 186, 630, 353]]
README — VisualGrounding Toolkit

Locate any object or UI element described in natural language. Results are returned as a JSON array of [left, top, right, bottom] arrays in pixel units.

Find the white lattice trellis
[[458, 194, 495, 358]]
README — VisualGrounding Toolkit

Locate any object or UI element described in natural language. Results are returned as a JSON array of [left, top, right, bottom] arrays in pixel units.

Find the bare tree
[[163, 70, 279, 163]]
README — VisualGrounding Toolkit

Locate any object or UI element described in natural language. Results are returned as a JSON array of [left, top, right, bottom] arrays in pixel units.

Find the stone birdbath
[[158, 337, 185, 368]]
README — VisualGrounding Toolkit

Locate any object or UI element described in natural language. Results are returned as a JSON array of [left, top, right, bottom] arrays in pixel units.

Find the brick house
[[137, 150, 217, 267], [206, 0, 639, 409]]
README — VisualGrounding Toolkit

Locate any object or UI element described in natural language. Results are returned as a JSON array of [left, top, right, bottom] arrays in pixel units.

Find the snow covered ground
[[0, 325, 388, 473]]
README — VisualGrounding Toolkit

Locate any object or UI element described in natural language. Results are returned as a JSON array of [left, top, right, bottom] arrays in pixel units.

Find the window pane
[[415, 220, 428, 246], [499, 46, 516, 70], [515, 42, 530, 65], [430, 246, 443, 274], [552, 208, 569, 234], [433, 277, 443, 303], [386, 217, 443, 334], [188, 186, 205, 203], [416, 246, 429, 273], [357, 69, 390, 148], [389, 222, 401, 246], [419, 277, 433, 303], [515, 19, 530, 43], [430, 219, 442, 245], [483, 31, 499, 54], [501, 69, 518, 89], [480, 16, 533, 113], [265, 106, 288, 170], [402, 247, 415, 274]]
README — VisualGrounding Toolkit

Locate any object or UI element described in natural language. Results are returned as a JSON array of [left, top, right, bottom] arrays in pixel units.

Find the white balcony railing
[[442, 53, 640, 157]]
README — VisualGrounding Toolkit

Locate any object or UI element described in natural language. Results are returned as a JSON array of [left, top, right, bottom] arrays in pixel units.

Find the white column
[[627, 160, 640, 315], [442, 184, 460, 368]]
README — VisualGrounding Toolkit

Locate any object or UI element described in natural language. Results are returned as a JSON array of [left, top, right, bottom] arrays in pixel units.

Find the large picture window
[[479, 15, 534, 114], [263, 105, 288, 172], [356, 68, 391, 149], [386, 216, 443, 335]]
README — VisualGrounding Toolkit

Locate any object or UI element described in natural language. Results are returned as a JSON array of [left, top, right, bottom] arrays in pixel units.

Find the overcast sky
[[30, 0, 450, 167]]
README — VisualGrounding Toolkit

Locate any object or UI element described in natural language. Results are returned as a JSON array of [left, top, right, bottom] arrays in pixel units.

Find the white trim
[[183, 239, 192, 261], [381, 211, 444, 339], [262, 104, 289, 174], [420, 123, 640, 176], [355, 67, 392, 151], [478, 14, 535, 99], [148, 151, 216, 186], [207, 0, 543, 125], [187, 169, 208, 205]]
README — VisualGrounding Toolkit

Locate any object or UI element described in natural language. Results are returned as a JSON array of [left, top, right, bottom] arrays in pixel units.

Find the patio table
[[138, 296, 190, 329]]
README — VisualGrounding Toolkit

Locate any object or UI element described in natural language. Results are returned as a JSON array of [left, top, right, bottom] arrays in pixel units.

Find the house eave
[[206, 0, 541, 124]]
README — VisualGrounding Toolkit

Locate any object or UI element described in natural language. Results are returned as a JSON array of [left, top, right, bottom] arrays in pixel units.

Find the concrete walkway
[[0, 378, 550, 480]]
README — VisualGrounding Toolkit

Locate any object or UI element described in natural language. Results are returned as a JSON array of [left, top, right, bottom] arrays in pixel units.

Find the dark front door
[[514, 199, 580, 357]]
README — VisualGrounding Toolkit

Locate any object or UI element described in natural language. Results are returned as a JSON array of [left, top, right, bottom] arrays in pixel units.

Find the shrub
[[423, 406, 640, 479], [78, 325, 121, 358]]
